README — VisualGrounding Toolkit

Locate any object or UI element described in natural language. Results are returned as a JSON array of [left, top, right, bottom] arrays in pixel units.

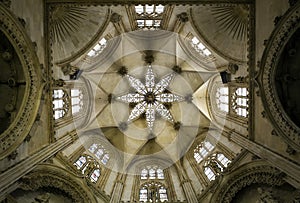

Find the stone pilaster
[[110, 173, 127, 203], [175, 161, 198, 203]]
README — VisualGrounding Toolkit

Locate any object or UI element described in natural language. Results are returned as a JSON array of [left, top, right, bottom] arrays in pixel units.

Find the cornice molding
[[45, 0, 254, 5], [258, 2, 300, 150], [0, 4, 44, 159]]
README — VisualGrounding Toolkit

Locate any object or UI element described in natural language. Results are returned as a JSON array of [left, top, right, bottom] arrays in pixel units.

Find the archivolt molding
[[258, 3, 300, 150], [210, 161, 285, 203], [0, 4, 43, 159], [20, 164, 99, 203]]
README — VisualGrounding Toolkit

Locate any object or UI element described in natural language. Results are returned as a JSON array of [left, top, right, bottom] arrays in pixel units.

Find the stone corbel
[[173, 12, 189, 33], [110, 12, 126, 34], [0, 0, 11, 8], [61, 64, 82, 80]]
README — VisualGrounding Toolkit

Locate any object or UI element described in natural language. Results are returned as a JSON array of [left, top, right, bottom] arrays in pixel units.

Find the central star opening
[[145, 92, 155, 104]]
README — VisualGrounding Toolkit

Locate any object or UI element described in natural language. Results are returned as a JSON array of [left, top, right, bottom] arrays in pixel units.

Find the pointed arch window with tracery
[[74, 155, 101, 183], [193, 140, 215, 163], [88, 143, 110, 165], [211, 81, 249, 122], [134, 4, 165, 30], [140, 165, 165, 180], [232, 87, 248, 117], [203, 153, 231, 181], [71, 89, 83, 115], [139, 181, 168, 202], [53, 89, 69, 119], [52, 85, 86, 125], [87, 38, 107, 57], [191, 36, 212, 57], [215, 87, 229, 113]]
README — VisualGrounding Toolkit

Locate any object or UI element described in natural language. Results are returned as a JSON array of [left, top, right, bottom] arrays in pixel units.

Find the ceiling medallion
[[116, 64, 184, 131]]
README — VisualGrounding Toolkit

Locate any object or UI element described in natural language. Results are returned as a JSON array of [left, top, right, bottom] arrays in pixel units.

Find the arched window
[[140, 166, 164, 180], [87, 38, 107, 57], [216, 87, 229, 113], [74, 155, 86, 169], [203, 153, 231, 181], [232, 87, 248, 117], [88, 143, 110, 165], [71, 89, 83, 114], [193, 140, 215, 163], [191, 36, 212, 57], [90, 168, 101, 183], [53, 89, 69, 119], [139, 182, 168, 202], [74, 155, 101, 183], [134, 4, 164, 30]]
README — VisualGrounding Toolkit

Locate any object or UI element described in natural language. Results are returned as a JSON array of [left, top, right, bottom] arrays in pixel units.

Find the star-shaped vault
[[116, 65, 184, 131]]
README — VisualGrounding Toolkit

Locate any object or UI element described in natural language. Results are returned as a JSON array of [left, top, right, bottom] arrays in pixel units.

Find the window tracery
[[211, 81, 249, 121], [139, 181, 168, 202], [203, 153, 231, 181], [215, 87, 229, 113], [140, 165, 165, 180], [232, 87, 248, 117], [138, 165, 169, 202], [53, 89, 69, 119], [71, 89, 83, 115], [134, 4, 164, 30], [191, 36, 212, 57], [53, 87, 85, 122], [193, 140, 215, 163], [74, 155, 101, 183], [87, 38, 107, 57], [88, 143, 110, 165]]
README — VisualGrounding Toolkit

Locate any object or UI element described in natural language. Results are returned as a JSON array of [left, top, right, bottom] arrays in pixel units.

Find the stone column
[[175, 161, 198, 203], [230, 131, 300, 186], [110, 173, 127, 203], [0, 131, 77, 196]]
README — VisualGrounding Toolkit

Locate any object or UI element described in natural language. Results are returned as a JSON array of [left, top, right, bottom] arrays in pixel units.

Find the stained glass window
[[88, 143, 110, 165], [90, 169, 101, 183]]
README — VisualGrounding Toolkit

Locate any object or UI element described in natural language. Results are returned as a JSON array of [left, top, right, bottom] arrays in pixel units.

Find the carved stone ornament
[[258, 3, 300, 150], [0, 0, 11, 8], [61, 64, 78, 76], [0, 4, 43, 159], [110, 12, 122, 23], [211, 162, 285, 203], [20, 164, 97, 203]]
